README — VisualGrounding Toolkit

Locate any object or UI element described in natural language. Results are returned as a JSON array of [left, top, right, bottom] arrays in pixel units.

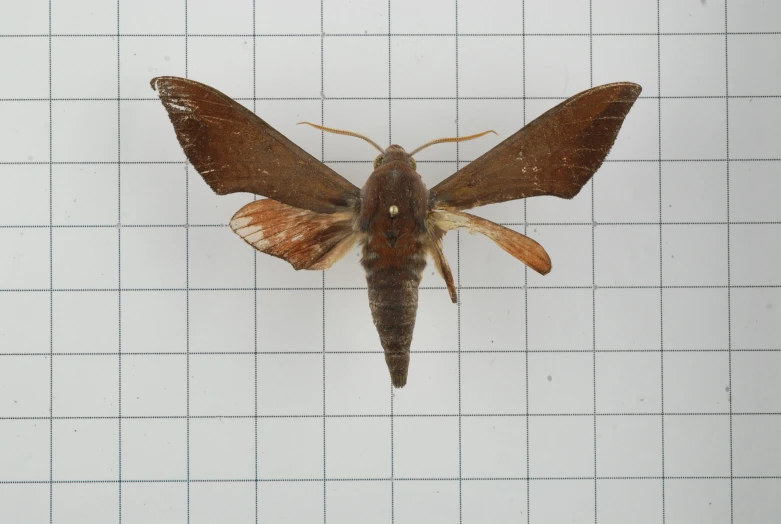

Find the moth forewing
[[428, 82, 642, 211], [151, 76, 361, 214]]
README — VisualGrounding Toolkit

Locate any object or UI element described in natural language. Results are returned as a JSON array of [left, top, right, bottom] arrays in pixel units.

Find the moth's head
[[373, 145, 416, 170], [374, 130, 502, 170], [297, 121, 498, 173]]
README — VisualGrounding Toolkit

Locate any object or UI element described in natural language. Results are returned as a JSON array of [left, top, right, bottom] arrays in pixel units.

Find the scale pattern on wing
[[230, 199, 358, 270]]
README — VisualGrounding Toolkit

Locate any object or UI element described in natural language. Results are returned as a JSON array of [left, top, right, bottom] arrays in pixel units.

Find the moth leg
[[428, 242, 457, 303]]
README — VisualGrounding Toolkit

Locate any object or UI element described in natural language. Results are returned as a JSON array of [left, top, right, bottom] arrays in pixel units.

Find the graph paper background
[[1, 0, 780, 523]]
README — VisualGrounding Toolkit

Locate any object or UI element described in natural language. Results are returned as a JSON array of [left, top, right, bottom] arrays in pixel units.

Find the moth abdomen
[[362, 243, 427, 388]]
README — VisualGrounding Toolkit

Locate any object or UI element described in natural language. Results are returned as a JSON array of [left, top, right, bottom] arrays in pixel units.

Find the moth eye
[[373, 154, 384, 169], [409, 157, 417, 170], [389, 205, 399, 217]]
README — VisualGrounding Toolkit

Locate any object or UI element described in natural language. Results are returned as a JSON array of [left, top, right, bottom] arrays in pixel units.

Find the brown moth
[[151, 76, 641, 388]]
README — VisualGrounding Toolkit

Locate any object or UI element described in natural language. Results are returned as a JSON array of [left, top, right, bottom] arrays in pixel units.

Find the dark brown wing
[[230, 199, 359, 270], [151, 76, 360, 214], [429, 82, 642, 211]]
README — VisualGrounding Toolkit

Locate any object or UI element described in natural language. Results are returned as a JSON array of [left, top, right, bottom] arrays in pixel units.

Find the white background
[[0, 0, 780, 523]]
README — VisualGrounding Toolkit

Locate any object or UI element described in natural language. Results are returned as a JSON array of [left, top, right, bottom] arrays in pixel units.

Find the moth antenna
[[297, 121, 385, 154], [408, 129, 498, 157]]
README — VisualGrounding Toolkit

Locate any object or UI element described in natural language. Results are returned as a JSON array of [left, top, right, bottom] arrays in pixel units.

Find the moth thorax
[[389, 205, 399, 217]]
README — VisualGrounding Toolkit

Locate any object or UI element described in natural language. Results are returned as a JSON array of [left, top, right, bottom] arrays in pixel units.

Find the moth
[[152, 76, 641, 388]]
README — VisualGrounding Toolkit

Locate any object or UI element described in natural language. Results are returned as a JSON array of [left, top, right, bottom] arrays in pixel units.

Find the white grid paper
[[1, 1, 780, 523]]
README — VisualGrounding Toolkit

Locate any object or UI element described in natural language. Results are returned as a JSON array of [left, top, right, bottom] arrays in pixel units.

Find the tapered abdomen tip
[[391, 373, 408, 388], [385, 353, 410, 388]]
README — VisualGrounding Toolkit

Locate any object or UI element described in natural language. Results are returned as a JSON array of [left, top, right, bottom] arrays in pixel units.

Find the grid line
[[115, 1, 123, 523], [47, 2, 53, 523], [454, 2, 463, 524], [251, 3, 259, 524], [3, 284, 779, 293], [657, 2, 667, 523], [319, 3, 327, 522], [522, 1, 531, 522], [2, 31, 780, 37], [2, 158, 780, 165], [2, 475, 779, 485], [2, 348, 779, 357], [387, 2, 396, 523], [725, 3, 735, 524], [2, 412, 780, 421], [589, 4, 598, 523], [3, 94, 780, 102], [0, 157, 781, 166], [4, 220, 781, 228], [184, 2, 191, 523]]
